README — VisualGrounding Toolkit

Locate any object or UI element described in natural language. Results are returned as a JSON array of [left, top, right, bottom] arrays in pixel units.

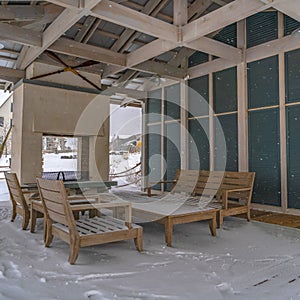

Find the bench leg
[[134, 227, 143, 252], [30, 206, 37, 233], [218, 211, 224, 229], [209, 214, 217, 236], [165, 217, 173, 247], [11, 204, 16, 222], [247, 208, 251, 222], [22, 211, 30, 230], [45, 219, 53, 247], [69, 238, 80, 265]]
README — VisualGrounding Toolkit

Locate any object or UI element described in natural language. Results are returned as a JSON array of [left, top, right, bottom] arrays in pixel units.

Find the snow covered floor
[[1, 201, 300, 300]]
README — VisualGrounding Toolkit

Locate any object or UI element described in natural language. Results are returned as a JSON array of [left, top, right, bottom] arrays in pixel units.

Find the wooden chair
[[37, 178, 143, 264], [4, 172, 43, 230]]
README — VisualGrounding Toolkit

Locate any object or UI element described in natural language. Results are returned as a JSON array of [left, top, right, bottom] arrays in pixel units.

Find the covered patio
[[0, 0, 300, 298]]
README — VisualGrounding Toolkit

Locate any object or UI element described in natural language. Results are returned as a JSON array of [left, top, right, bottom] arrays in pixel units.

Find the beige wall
[[11, 82, 110, 184], [0, 94, 13, 154]]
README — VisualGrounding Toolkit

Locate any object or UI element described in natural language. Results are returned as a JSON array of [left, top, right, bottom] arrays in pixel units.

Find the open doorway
[[42, 135, 78, 173], [109, 104, 142, 188]]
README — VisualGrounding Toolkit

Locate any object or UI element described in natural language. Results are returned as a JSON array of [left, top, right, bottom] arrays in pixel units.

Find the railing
[[109, 162, 141, 188]]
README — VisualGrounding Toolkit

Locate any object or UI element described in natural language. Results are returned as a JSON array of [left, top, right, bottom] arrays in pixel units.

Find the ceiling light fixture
[[291, 27, 300, 38]]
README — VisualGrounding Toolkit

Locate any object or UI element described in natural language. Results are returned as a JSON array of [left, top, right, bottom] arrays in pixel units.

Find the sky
[[110, 104, 141, 137], [0, 90, 11, 107]]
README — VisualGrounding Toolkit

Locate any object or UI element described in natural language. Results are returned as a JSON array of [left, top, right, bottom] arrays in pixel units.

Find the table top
[[22, 180, 118, 190]]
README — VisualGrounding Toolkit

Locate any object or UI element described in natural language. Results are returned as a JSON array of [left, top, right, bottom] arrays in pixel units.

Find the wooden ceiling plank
[[46, 0, 80, 9], [110, 0, 162, 52], [188, 0, 212, 19]]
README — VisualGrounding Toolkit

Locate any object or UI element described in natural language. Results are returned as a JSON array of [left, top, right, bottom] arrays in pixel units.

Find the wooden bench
[[37, 178, 143, 265], [145, 169, 202, 197], [146, 169, 255, 228], [207, 171, 255, 227], [134, 170, 223, 246]]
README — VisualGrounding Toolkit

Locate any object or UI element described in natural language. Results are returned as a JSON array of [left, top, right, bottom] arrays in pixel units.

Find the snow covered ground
[[2, 154, 300, 299], [1, 206, 300, 299]]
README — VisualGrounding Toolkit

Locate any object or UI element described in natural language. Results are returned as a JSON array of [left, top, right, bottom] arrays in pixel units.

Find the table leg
[[165, 217, 173, 247]]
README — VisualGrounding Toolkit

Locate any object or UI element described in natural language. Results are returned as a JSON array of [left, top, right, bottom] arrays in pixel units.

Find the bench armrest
[[221, 187, 251, 193], [221, 187, 252, 209], [145, 180, 177, 196]]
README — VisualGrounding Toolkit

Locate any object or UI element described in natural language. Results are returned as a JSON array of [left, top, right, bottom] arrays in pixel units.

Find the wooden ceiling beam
[[189, 33, 300, 78], [174, 0, 188, 26], [0, 5, 44, 21], [184, 36, 243, 63], [103, 59, 185, 80], [0, 22, 42, 46], [182, 0, 272, 43], [272, 0, 300, 22], [126, 39, 177, 67], [91, 0, 178, 42], [18, 0, 102, 70], [0, 66, 25, 83], [49, 37, 126, 66]]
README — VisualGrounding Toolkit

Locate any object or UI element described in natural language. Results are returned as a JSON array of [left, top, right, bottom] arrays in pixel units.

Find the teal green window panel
[[188, 75, 209, 118], [146, 124, 162, 190], [247, 12, 278, 48], [213, 23, 237, 47], [147, 89, 162, 123], [248, 56, 279, 109], [284, 15, 300, 36], [165, 122, 181, 191], [213, 67, 237, 114], [188, 118, 210, 170], [287, 106, 300, 209], [165, 84, 180, 121], [249, 109, 281, 206], [285, 49, 300, 103], [214, 114, 238, 171], [188, 51, 209, 68]]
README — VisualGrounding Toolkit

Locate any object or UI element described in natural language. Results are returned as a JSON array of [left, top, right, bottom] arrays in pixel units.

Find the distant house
[[0, 94, 13, 155]]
